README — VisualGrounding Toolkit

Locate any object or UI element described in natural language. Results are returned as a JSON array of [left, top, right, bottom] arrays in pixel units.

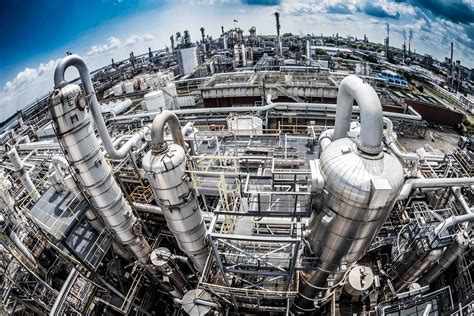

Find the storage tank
[[241, 43, 246, 65], [234, 44, 240, 63], [101, 99, 132, 116], [227, 115, 263, 136], [124, 81, 134, 94], [163, 82, 178, 109], [144, 90, 166, 112], [178, 46, 198, 75], [113, 83, 123, 96], [292, 75, 405, 313]]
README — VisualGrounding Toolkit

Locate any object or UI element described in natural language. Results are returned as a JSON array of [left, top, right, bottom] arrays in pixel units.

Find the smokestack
[[111, 58, 115, 68], [130, 52, 135, 71], [200, 27, 205, 42], [274, 11, 281, 58], [148, 47, 153, 60], [450, 42, 454, 85], [200, 27, 207, 55], [170, 35, 175, 53], [408, 30, 413, 56], [221, 25, 225, 35]]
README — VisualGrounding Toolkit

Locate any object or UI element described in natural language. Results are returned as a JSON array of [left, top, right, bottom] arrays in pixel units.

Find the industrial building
[[0, 12, 473, 316]]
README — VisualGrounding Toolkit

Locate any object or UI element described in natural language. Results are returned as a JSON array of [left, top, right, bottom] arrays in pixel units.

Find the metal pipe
[[318, 129, 334, 153], [333, 75, 383, 154], [53, 54, 147, 160], [433, 213, 474, 236], [451, 187, 473, 214], [133, 202, 163, 215], [108, 101, 422, 123], [398, 177, 474, 200], [384, 118, 419, 177], [7, 147, 40, 202], [8, 230, 36, 265], [150, 110, 185, 152], [49, 268, 78, 316], [420, 232, 469, 285]]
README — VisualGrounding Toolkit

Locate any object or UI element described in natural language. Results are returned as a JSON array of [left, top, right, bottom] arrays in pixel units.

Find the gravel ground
[[397, 127, 461, 154]]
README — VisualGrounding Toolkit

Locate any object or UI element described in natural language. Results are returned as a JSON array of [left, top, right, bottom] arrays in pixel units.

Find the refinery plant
[[0, 11, 473, 316]]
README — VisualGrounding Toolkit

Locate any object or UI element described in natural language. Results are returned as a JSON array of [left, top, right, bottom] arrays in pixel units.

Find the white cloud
[[124, 34, 155, 46], [0, 32, 158, 122], [86, 34, 155, 56], [87, 37, 122, 56], [0, 59, 61, 122]]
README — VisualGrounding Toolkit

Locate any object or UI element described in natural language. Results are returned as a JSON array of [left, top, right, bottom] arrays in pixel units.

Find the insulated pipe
[[384, 118, 419, 177], [53, 54, 146, 160], [420, 232, 469, 285], [433, 213, 474, 236], [0, 170, 15, 213], [8, 230, 37, 265], [150, 110, 186, 152], [452, 187, 473, 214], [7, 147, 40, 202], [133, 202, 163, 215], [108, 101, 422, 123], [397, 177, 474, 200], [318, 129, 334, 153], [49, 268, 78, 316], [333, 75, 383, 154]]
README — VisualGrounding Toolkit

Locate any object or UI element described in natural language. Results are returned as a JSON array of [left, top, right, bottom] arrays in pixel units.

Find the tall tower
[[274, 11, 281, 58], [385, 23, 390, 59]]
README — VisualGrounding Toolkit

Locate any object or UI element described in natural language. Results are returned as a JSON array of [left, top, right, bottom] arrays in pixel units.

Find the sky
[[0, 0, 473, 123]]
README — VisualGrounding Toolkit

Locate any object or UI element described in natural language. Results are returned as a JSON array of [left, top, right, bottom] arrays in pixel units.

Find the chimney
[[274, 11, 281, 58], [170, 35, 175, 53]]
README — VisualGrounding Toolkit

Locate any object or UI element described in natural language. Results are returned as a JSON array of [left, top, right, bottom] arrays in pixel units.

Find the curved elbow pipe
[[333, 75, 383, 154], [54, 54, 145, 160], [150, 110, 185, 153]]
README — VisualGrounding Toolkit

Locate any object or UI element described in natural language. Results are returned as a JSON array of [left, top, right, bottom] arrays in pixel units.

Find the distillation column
[[50, 62, 154, 270], [142, 111, 209, 272], [293, 75, 405, 313]]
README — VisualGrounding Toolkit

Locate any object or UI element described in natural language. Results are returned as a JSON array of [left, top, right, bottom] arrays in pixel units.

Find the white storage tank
[[178, 46, 198, 75], [227, 115, 263, 136], [101, 99, 132, 116], [163, 82, 178, 108], [177, 96, 196, 108], [144, 91, 165, 112], [124, 81, 134, 94], [113, 83, 123, 96]]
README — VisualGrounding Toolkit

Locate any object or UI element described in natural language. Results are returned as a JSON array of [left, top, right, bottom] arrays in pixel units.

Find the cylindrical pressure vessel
[[293, 138, 404, 313], [50, 83, 153, 266]]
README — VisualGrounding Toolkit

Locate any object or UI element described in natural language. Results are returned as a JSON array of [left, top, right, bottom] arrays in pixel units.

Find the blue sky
[[0, 0, 473, 122]]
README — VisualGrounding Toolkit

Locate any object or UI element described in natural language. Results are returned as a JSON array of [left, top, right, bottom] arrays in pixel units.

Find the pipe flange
[[355, 137, 383, 155], [152, 143, 169, 156], [132, 222, 143, 236], [76, 91, 87, 110]]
